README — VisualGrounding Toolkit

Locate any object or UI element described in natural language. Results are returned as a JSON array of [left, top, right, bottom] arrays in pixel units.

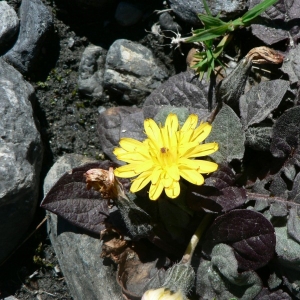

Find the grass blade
[[198, 14, 226, 27], [202, 0, 212, 16], [186, 24, 230, 43], [213, 34, 233, 58], [242, 0, 279, 25]]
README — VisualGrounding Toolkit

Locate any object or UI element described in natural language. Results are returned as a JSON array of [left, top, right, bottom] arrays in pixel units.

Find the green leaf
[[242, 0, 279, 25]]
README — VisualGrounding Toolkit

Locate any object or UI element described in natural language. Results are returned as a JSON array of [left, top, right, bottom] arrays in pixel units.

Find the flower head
[[114, 113, 218, 200]]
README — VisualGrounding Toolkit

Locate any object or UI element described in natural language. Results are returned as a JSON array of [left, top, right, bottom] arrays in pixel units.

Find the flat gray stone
[[3, 0, 53, 74], [103, 39, 168, 104], [78, 45, 106, 100], [169, 0, 247, 25], [0, 58, 43, 263], [44, 154, 123, 300], [0, 1, 19, 52]]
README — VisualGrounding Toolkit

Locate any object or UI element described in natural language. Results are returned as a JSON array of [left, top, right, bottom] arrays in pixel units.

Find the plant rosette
[[42, 108, 289, 299]]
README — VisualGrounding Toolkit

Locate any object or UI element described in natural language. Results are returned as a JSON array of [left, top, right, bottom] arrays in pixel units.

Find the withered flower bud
[[142, 288, 185, 300], [84, 167, 122, 199]]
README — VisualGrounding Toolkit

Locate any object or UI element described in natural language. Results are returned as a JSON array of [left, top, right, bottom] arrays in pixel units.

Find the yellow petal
[[165, 113, 179, 135], [191, 122, 212, 143], [130, 170, 152, 192], [160, 127, 170, 149], [178, 129, 194, 145], [161, 114, 178, 149], [144, 118, 163, 148], [179, 168, 204, 185], [162, 174, 173, 187], [151, 166, 163, 184], [166, 164, 180, 181], [114, 161, 154, 178], [113, 147, 127, 156], [195, 160, 218, 173], [116, 151, 151, 163], [119, 138, 145, 152], [179, 158, 218, 173], [178, 141, 198, 156], [180, 142, 219, 158], [149, 179, 164, 200], [165, 181, 180, 198], [181, 114, 198, 131]]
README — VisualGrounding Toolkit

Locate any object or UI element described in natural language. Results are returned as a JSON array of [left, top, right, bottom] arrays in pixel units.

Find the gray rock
[[78, 45, 106, 99], [44, 154, 123, 300], [115, 2, 143, 26], [103, 39, 168, 104], [0, 1, 19, 52], [3, 0, 53, 74], [168, 0, 247, 25], [0, 58, 43, 263]]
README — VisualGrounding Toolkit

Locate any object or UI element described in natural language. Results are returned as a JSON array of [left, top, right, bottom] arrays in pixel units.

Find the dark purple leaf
[[205, 104, 245, 163], [269, 201, 289, 217], [288, 172, 300, 203], [269, 172, 288, 199], [187, 165, 246, 213], [281, 44, 300, 84], [270, 106, 300, 158], [254, 287, 292, 300], [196, 245, 262, 299], [203, 209, 276, 270], [240, 80, 289, 128], [249, 0, 300, 45], [274, 227, 300, 298], [251, 23, 289, 45], [245, 126, 272, 151], [117, 241, 169, 299], [287, 207, 300, 243], [143, 70, 213, 119], [41, 161, 118, 234], [97, 106, 145, 163]]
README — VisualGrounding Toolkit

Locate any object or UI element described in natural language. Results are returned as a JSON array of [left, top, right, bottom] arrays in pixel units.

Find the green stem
[[181, 213, 214, 264]]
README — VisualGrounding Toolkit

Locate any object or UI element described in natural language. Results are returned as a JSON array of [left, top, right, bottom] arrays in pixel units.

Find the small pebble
[[98, 106, 106, 114], [68, 37, 75, 49]]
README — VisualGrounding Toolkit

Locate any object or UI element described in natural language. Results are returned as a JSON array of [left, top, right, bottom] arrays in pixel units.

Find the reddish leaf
[[187, 165, 246, 213], [271, 106, 300, 159], [203, 209, 276, 270], [117, 242, 169, 299], [41, 161, 118, 234]]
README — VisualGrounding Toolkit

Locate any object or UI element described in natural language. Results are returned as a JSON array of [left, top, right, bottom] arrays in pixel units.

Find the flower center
[[160, 147, 168, 153], [159, 147, 175, 167]]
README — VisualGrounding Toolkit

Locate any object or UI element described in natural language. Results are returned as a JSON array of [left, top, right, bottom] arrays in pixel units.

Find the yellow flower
[[141, 288, 185, 300], [113, 113, 218, 200]]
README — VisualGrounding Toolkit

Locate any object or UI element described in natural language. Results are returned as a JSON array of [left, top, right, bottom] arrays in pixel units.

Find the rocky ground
[[0, 0, 183, 299]]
